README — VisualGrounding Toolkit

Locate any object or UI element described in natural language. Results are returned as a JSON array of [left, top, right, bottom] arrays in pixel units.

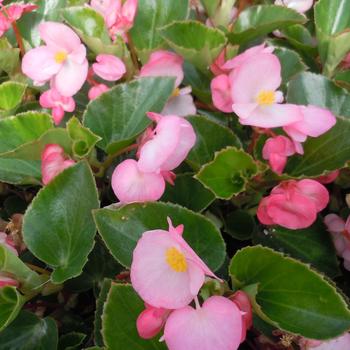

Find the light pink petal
[[69, 44, 87, 65], [88, 84, 109, 100], [162, 93, 197, 117], [275, 0, 314, 13], [257, 197, 276, 226], [90, 0, 120, 28], [22, 46, 60, 83], [111, 159, 165, 203], [51, 58, 88, 97], [121, 0, 138, 23], [311, 333, 350, 350], [231, 53, 281, 103], [187, 261, 205, 295], [92, 54, 126, 81], [39, 21, 81, 53], [211, 74, 234, 113], [52, 106, 65, 125], [164, 296, 242, 350], [136, 306, 169, 339], [0, 276, 18, 288], [296, 179, 329, 212], [283, 123, 308, 142]]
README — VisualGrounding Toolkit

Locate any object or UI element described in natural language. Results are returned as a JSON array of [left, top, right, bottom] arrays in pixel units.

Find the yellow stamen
[[165, 247, 187, 272], [172, 88, 181, 97], [55, 51, 68, 64], [256, 90, 276, 106]]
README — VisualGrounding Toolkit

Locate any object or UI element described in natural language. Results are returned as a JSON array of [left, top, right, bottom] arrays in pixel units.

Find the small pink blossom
[[41, 144, 75, 185], [137, 112, 196, 173], [0, 232, 18, 256], [258, 179, 329, 229], [88, 84, 109, 100], [211, 74, 234, 113], [317, 170, 340, 184], [39, 89, 75, 125], [163, 296, 242, 350], [111, 159, 165, 203], [0, 275, 18, 288], [262, 136, 297, 174], [137, 304, 171, 339], [275, 0, 313, 13], [22, 22, 88, 97], [131, 218, 220, 309], [92, 54, 126, 81]]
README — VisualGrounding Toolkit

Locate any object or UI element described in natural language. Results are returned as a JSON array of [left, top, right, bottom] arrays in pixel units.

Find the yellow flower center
[[172, 88, 181, 97], [256, 90, 276, 106], [165, 247, 187, 272], [55, 51, 68, 64]]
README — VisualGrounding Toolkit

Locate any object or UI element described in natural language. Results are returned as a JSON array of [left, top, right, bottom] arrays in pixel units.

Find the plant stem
[[12, 21, 25, 57], [126, 33, 140, 72]]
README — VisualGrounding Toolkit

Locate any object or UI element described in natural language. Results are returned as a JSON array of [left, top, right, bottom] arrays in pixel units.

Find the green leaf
[[0, 246, 44, 292], [83, 77, 174, 154], [0, 159, 41, 185], [0, 38, 20, 75], [0, 82, 26, 111], [102, 283, 166, 349], [160, 21, 227, 72], [227, 5, 306, 44], [161, 173, 215, 212], [23, 162, 100, 284], [58, 332, 86, 350], [0, 112, 53, 154], [281, 24, 317, 55], [315, 0, 350, 76], [229, 246, 350, 339], [253, 220, 341, 278], [67, 117, 101, 158], [94, 202, 226, 271], [187, 116, 241, 169], [195, 147, 258, 199], [130, 0, 189, 62], [0, 311, 58, 349], [0, 287, 25, 332]]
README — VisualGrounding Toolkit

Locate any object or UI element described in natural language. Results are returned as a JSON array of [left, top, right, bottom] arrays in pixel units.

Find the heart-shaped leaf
[[0, 82, 26, 111], [0, 287, 25, 332]]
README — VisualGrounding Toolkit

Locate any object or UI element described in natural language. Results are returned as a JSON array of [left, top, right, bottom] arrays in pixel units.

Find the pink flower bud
[[0, 232, 18, 256], [0, 275, 18, 288], [316, 170, 340, 184], [88, 84, 109, 100], [92, 54, 126, 81]]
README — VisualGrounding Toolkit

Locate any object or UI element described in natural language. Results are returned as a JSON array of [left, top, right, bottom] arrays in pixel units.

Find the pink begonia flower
[[111, 159, 165, 203], [92, 54, 126, 81], [90, 0, 138, 40], [39, 89, 75, 125], [231, 53, 303, 128], [257, 179, 329, 229], [41, 144, 75, 185], [0, 232, 18, 256], [275, 0, 313, 13], [137, 112, 196, 173], [140, 51, 196, 117], [325, 214, 350, 271], [283, 105, 336, 143], [163, 296, 242, 350], [299, 333, 350, 350], [88, 84, 109, 100], [262, 135, 297, 175], [131, 218, 220, 309], [317, 170, 340, 184], [0, 275, 18, 288], [211, 74, 234, 113], [137, 304, 171, 339], [22, 22, 88, 97]]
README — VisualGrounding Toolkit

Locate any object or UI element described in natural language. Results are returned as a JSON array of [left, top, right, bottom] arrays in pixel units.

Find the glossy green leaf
[[196, 147, 258, 199], [23, 162, 100, 284], [315, 0, 350, 76], [58, 332, 86, 350], [253, 220, 341, 278], [67, 117, 101, 158], [102, 283, 166, 349], [281, 24, 317, 55], [187, 116, 241, 169], [0, 311, 58, 350], [0, 159, 41, 185], [0, 82, 26, 111], [160, 21, 227, 72], [227, 5, 306, 44], [83, 77, 174, 154], [94, 202, 226, 271], [335, 70, 350, 88], [130, 0, 189, 62], [161, 173, 215, 212], [0, 39, 20, 75], [230, 246, 350, 339], [0, 287, 25, 332]]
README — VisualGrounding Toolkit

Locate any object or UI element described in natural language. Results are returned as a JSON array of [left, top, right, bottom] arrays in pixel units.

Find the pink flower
[[0, 275, 18, 288], [0, 12, 10, 37], [92, 54, 126, 81], [257, 180, 329, 229], [137, 304, 171, 339], [299, 333, 350, 350], [262, 136, 297, 175], [231, 53, 302, 128], [316, 170, 340, 184], [41, 144, 75, 185], [131, 218, 220, 309], [111, 159, 165, 203], [211, 50, 230, 76], [325, 214, 350, 271], [0, 232, 17, 256], [88, 84, 109, 100], [275, 0, 313, 13], [283, 105, 336, 143], [39, 89, 75, 125], [211, 74, 234, 113], [163, 296, 242, 350], [137, 112, 196, 173], [140, 51, 196, 116], [22, 22, 88, 97]]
